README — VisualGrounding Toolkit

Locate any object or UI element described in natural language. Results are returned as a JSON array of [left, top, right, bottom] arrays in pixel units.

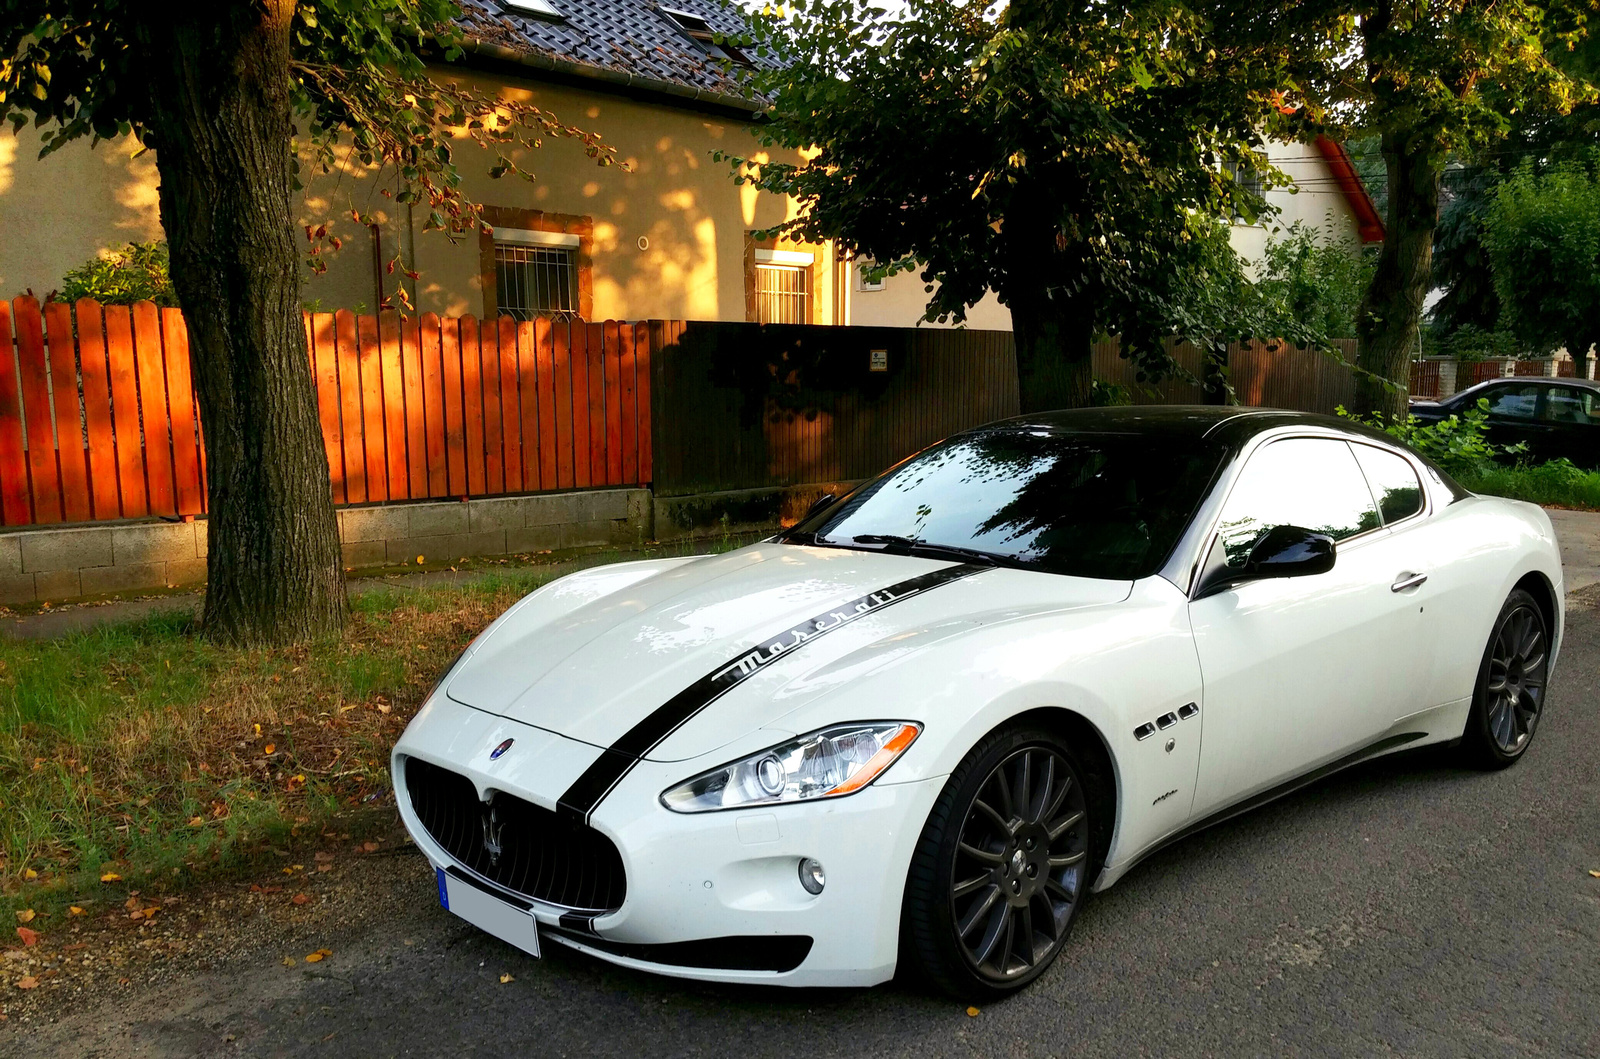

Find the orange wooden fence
[[0, 297, 654, 527]]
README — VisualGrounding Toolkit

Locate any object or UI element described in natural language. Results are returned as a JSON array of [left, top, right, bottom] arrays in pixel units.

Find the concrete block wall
[[0, 487, 652, 606], [336, 488, 651, 570], [0, 519, 207, 605]]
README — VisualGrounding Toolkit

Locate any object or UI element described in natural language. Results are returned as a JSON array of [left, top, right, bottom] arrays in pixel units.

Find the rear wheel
[[901, 725, 1096, 999], [1461, 588, 1549, 769]]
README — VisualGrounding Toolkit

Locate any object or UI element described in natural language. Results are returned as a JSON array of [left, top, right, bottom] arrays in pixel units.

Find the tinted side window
[[1351, 444, 1424, 524], [1484, 384, 1542, 419], [1214, 439, 1380, 569], [1540, 388, 1599, 425]]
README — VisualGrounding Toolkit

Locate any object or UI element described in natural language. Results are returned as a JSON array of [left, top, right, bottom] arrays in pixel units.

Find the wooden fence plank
[[334, 310, 366, 505], [619, 323, 638, 486], [42, 300, 91, 522], [419, 314, 447, 497], [536, 317, 558, 491], [440, 316, 468, 496], [515, 321, 541, 491], [568, 322, 591, 490], [377, 312, 408, 500], [0, 301, 31, 524], [400, 316, 428, 498], [357, 313, 388, 502], [587, 322, 607, 489], [161, 308, 205, 515], [458, 315, 487, 495], [102, 305, 148, 517], [76, 301, 121, 519], [310, 313, 345, 505], [131, 302, 176, 516], [636, 323, 654, 486], [552, 321, 574, 490], [12, 299, 59, 523], [476, 317, 503, 495], [497, 317, 522, 494], [603, 321, 623, 486]]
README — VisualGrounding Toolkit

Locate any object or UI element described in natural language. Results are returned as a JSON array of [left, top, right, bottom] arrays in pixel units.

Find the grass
[[0, 564, 573, 921], [1457, 459, 1600, 511]]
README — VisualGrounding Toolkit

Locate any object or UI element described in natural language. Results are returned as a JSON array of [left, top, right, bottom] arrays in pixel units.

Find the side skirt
[[1094, 730, 1428, 890]]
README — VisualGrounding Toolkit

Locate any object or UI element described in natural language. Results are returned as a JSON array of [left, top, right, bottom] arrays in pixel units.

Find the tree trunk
[[1352, 127, 1441, 419], [1010, 295, 1094, 413], [137, 3, 347, 645]]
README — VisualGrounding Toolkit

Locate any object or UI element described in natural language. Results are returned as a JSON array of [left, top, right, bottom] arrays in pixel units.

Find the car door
[[1536, 385, 1600, 468], [1481, 382, 1553, 459], [1186, 436, 1424, 818]]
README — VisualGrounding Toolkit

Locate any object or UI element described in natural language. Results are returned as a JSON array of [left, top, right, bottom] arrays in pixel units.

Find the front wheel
[[900, 725, 1096, 999], [1461, 588, 1549, 769]]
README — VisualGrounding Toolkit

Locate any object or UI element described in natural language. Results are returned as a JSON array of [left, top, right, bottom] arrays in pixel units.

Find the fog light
[[798, 857, 825, 895]]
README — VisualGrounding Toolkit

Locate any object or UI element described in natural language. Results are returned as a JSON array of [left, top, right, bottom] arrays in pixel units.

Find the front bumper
[[392, 693, 943, 987]]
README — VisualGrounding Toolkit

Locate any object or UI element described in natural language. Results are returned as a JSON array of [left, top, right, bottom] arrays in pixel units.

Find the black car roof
[[981, 405, 1387, 448], [1450, 376, 1600, 400]]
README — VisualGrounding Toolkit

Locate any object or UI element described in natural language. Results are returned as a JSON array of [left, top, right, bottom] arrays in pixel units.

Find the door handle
[[1391, 572, 1428, 592]]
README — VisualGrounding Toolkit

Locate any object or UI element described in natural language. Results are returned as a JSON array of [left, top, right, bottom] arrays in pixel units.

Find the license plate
[[437, 868, 541, 958]]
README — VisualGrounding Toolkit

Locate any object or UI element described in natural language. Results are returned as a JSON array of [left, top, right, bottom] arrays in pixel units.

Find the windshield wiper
[[843, 534, 1000, 566]]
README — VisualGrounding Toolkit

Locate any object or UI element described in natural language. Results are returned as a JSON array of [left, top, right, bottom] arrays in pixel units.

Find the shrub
[[58, 241, 177, 307], [1336, 397, 1524, 477]]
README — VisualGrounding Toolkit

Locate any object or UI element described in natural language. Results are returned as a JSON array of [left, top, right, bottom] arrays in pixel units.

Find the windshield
[[784, 429, 1226, 580]]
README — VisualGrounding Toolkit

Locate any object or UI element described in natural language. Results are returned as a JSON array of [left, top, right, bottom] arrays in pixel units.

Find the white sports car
[[392, 407, 1563, 998]]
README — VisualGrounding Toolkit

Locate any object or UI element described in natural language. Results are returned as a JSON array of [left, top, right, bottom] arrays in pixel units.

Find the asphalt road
[[13, 601, 1600, 1059]]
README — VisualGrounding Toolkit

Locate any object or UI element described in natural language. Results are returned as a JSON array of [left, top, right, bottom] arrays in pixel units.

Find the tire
[[900, 724, 1098, 1000], [1461, 588, 1550, 770]]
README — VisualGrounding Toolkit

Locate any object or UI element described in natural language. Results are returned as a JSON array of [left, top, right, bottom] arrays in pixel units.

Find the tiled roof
[[454, 0, 766, 106]]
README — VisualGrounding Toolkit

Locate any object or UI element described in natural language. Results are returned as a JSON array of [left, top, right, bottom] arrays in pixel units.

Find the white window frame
[[501, 0, 564, 20], [754, 248, 815, 267], [857, 262, 886, 292], [492, 227, 581, 250]]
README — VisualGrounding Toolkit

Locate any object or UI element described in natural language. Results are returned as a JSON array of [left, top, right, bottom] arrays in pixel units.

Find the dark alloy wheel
[[901, 725, 1097, 999], [1463, 588, 1549, 769]]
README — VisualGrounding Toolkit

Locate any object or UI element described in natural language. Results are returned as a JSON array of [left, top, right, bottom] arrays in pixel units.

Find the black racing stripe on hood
[[556, 562, 988, 824]]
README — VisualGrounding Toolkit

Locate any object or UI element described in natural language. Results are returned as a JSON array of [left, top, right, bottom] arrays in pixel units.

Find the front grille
[[404, 756, 627, 913]]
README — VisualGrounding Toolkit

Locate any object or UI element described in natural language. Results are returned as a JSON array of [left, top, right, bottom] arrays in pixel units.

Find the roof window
[[501, 0, 565, 22], [659, 7, 752, 65]]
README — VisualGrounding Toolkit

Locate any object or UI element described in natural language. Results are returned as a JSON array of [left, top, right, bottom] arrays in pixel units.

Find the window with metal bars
[[495, 243, 579, 320], [755, 263, 810, 324]]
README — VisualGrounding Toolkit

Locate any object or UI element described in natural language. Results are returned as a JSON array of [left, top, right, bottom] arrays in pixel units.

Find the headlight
[[660, 722, 921, 813]]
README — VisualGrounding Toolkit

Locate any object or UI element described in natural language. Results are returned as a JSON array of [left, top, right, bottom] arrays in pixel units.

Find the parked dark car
[[1410, 377, 1600, 468]]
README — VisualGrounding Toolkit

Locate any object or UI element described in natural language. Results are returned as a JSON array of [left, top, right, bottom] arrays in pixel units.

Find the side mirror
[[1194, 525, 1335, 599], [801, 493, 836, 521], [1244, 524, 1336, 578]]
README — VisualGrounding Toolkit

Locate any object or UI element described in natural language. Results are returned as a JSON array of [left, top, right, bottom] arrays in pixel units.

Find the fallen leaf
[[303, 952, 324, 963], [16, 927, 39, 947], [360, 841, 379, 853], [416, 554, 425, 564], [68, 907, 83, 917], [188, 817, 205, 828], [22, 869, 36, 881], [966, 1006, 980, 1017], [264, 744, 275, 755], [253, 723, 262, 737], [1590, 869, 1600, 879], [314, 851, 334, 863], [292, 893, 310, 906], [14, 910, 34, 924], [499, 973, 514, 984], [282, 956, 296, 966], [15, 976, 37, 990], [100, 872, 122, 883], [376, 703, 392, 715]]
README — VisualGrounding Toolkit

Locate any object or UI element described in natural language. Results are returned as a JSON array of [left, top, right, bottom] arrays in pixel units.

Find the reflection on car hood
[[444, 544, 1129, 761]]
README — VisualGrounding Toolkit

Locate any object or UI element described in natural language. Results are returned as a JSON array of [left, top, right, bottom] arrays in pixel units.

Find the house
[[0, 0, 1378, 329]]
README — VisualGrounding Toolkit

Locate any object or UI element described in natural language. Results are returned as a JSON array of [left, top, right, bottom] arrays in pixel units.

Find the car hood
[[444, 543, 1129, 761]]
